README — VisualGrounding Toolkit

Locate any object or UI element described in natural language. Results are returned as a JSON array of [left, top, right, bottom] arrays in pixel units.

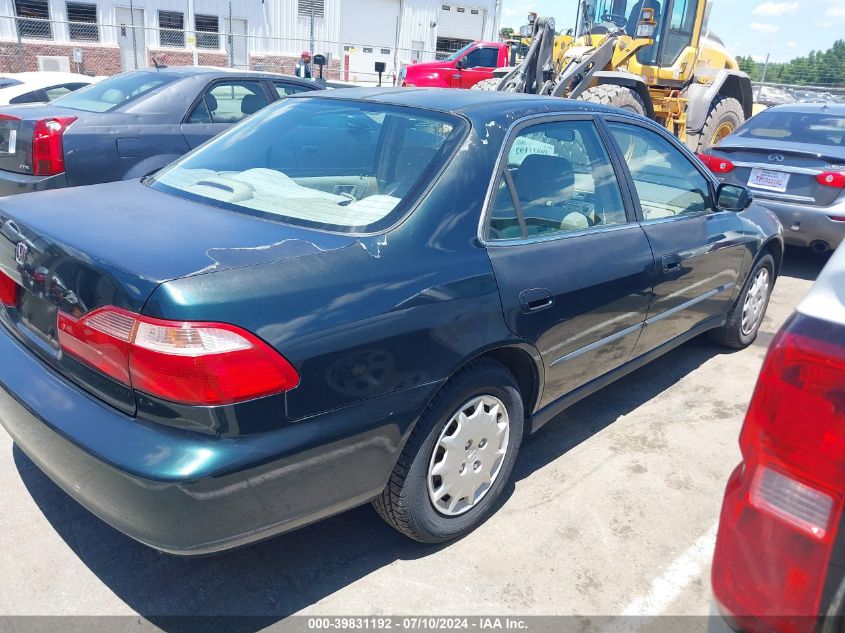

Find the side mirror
[[455, 58, 466, 70], [716, 183, 752, 212]]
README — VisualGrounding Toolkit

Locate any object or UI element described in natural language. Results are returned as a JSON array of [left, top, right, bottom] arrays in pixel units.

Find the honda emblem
[[15, 241, 27, 265]]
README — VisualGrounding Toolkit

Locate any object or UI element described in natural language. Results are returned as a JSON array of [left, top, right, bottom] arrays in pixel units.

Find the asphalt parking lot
[[0, 247, 831, 628]]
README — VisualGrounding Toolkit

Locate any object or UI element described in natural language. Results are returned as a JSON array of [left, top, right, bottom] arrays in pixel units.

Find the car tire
[[697, 97, 745, 151], [373, 358, 524, 543], [577, 84, 647, 116], [710, 253, 775, 350]]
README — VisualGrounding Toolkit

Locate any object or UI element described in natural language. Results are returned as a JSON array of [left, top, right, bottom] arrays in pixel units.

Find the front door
[[603, 118, 747, 355], [116, 7, 146, 71], [452, 46, 499, 88], [484, 117, 655, 408]]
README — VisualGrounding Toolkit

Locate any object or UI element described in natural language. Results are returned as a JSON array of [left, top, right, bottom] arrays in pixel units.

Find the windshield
[[52, 71, 178, 112], [445, 43, 475, 61], [735, 110, 845, 146], [150, 98, 467, 233], [578, 0, 662, 36]]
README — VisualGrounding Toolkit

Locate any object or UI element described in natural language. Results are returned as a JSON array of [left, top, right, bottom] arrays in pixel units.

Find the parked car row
[[756, 85, 845, 108]]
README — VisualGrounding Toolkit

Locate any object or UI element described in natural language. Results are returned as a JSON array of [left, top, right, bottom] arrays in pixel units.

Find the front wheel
[[710, 253, 775, 350], [373, 358, 524, 543], [576, 84, 647, 116]]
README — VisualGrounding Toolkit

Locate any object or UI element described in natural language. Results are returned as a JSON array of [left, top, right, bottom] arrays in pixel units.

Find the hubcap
[[427, 395, 510, 517], [741, 268, 770, 336]]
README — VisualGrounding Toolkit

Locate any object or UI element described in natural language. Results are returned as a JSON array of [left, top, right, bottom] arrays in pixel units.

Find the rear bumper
[[749, 195, 845, 250], [0, 323, 432, 555], [0, 170, 67, 197]]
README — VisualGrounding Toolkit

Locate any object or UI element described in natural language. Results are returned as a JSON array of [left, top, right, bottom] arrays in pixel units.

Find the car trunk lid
[[713, 139, 845, 207], [0, 180, 357, 414]]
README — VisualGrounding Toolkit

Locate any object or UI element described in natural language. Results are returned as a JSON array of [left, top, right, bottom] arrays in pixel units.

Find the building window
[[471, 9, 479, 14], [298, 0, 325, 18], [14, 0, 52, 40], [158, 10, 185, 48], [442, 5, 451, 10], [67, 2, 98, 41], [195, 14, 219, 49], [457, 7, 465, 12]]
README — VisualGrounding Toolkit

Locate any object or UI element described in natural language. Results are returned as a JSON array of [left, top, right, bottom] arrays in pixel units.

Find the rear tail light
[[697, 152, 735, 174], [32, 116, 76, 176], [58, 306, 299, 406], [712, 315, 845, 629], [0, 268, 18, 307], [817, 171, 845, 188]]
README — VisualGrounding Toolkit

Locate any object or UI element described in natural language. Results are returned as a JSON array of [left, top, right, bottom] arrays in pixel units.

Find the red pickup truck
[[399, 42, 509, 89]]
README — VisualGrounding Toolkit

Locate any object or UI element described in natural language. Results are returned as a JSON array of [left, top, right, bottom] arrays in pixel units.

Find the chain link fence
[[0, 14, 457, 83], [751, 81, 845, 107]]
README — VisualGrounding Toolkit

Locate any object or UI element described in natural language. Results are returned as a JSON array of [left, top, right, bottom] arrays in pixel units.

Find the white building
[[0, 0, 503, 80]]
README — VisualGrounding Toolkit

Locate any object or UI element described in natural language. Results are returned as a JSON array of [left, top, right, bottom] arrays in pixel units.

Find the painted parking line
[[622, 522, 719, 616]]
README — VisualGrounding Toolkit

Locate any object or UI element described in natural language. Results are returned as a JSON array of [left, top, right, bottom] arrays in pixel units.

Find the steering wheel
[[601, 13, 628, 28]]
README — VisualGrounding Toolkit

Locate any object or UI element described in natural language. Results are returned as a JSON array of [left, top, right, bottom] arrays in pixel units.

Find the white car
[[0, 71, 99, 105]]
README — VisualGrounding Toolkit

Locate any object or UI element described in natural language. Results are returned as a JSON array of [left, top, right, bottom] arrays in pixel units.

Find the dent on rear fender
[[188, 239, 355, 276]]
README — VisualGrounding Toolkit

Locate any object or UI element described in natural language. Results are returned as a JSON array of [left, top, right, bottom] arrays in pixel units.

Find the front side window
[[660, 0, 698, 66], [187, 81, 269, 124], [152, 99, 465, 233], [51, 71, 178, 113], [487, 119, 628, 241], [463, 47, 499, 68], [159, 10, 185, 48], [15, 0, 51, 39], [607, 122, 711, 220], [274, 81, 314, 97]]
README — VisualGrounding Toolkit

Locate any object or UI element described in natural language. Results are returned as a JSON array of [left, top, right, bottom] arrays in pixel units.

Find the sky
[[498, 0, 845, 63]]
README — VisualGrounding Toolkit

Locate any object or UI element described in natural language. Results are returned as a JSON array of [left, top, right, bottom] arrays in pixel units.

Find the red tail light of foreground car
[[56, 305, 300, 406], [712, 314, 845, 632]]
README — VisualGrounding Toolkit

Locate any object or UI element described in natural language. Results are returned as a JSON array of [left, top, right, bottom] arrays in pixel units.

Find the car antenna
[[152, 56, 167, 70]]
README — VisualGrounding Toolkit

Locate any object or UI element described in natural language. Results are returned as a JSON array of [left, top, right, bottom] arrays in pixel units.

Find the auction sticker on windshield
[[748, 168, 790, 193]]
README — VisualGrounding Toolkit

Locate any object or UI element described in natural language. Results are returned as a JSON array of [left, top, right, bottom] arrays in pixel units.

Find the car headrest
[[512, 154, 575, 207], [205, 92, 218, 112], [241, 94, 265, 115], [101, 88, 125, 104]]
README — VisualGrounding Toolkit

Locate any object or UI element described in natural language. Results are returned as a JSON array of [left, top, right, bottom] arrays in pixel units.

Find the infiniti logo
[[14, 241, 27, 265], [768, 154, 784, 162]]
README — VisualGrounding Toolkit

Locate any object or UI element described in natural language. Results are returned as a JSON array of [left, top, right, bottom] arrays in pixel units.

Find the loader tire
[[696, 97, 744, 151], [577, 84, 646, 116]]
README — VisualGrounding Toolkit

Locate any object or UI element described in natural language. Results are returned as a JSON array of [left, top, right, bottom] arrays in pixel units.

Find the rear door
[[603, 118, 746, 355], [484, 115, 655, 409], [181, 78, 271, 149]]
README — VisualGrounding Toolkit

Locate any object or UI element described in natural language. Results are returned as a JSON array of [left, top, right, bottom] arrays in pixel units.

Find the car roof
[[290, 87, 638, 123], [799, 246, 845, 327], [150, 66, 312, 82]]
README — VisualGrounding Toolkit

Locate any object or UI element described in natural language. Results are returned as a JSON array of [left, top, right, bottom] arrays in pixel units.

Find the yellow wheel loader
[[479, 0, 753, 151]]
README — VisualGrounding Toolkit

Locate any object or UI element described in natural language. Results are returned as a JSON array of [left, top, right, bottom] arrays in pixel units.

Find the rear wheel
[[373, 358, 524, 543], [710, 253, 775, 350], [696, 97, 745, 151], [576, 84, 647, 116]]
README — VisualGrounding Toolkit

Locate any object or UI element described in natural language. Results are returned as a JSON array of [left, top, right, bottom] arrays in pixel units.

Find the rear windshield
[[736, 110, 845, 146], [0, 77, 22, 89], [51, 71, 177, 112], [150, 98, 467, 233]]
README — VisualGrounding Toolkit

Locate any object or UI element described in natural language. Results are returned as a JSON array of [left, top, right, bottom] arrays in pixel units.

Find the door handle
[[519, 288, 554, 313], [662, 253, 683, 273]]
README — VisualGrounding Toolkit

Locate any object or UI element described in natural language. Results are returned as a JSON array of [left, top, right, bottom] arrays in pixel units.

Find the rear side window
[[607, 122, 711, 220], [187, 80, 269, 124], [736, 110, 845, 147], [273, 81, 314, 97], [51, 71, 177, 112], [487, 119, 627, 241], [152, 99, 466, 233]]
